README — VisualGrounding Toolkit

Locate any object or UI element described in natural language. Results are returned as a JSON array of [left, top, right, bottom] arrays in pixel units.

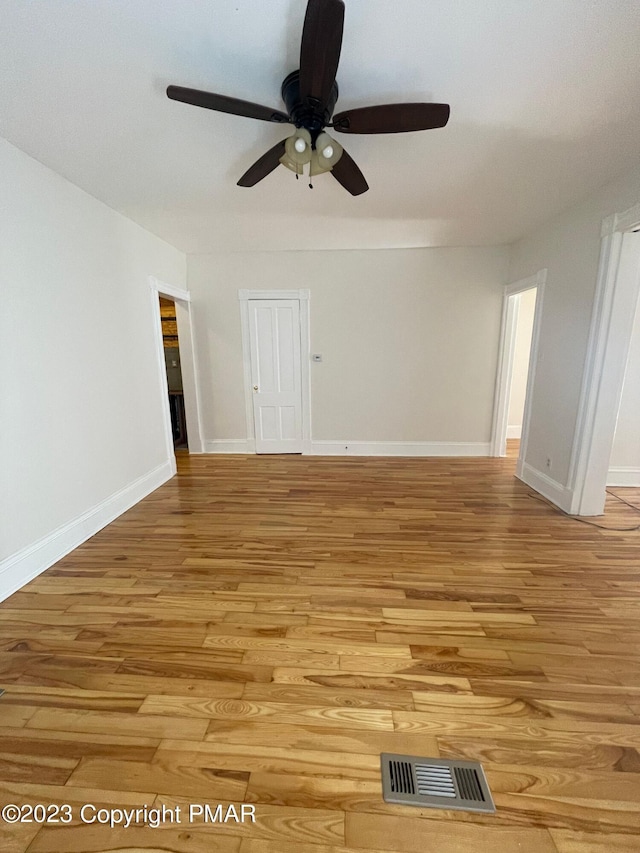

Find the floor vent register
[[381, 753, 495, 814]]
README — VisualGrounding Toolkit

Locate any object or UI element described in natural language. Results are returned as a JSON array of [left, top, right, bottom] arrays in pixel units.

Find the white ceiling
[[2, 0, 640, 253]]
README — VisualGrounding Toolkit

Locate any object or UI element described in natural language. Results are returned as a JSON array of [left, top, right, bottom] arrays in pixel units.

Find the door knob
[[253, 385, 258, 391]]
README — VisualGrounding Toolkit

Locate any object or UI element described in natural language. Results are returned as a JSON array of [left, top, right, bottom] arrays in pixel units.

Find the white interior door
[[249, 299, 303, 453]]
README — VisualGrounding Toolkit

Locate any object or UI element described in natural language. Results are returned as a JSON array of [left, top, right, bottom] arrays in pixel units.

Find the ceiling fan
[[167, 0, 450, 195]]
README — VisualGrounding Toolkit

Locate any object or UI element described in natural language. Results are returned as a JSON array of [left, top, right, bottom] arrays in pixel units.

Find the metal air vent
[[381, 753, 495, 814]]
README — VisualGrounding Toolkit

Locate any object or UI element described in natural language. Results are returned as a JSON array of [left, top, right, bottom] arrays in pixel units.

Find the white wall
[[508, 161, 640, 500], [0, 139, 186, 598], [609, 280, 640, 484], [507, 287, 537, 436], [188, 247, 508, 451]]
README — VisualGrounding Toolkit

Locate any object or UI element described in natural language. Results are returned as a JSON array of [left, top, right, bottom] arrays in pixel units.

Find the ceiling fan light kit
[[280, 128, 343, 182], [166, 0, 450, 195]]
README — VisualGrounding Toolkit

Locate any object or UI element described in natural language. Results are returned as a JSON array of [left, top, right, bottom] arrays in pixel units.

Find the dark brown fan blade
[[167, 86, 291, 124], [332, 103, 450, 134], [299, 0, 345, 106], [237, 139, 287, 187], [331, 148, 368, 195]]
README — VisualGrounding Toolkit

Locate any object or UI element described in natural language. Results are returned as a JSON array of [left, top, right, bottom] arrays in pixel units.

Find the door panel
[[280, 406, 297, 440], [249, 299, 303, 453], [255, 306, 276, 392]]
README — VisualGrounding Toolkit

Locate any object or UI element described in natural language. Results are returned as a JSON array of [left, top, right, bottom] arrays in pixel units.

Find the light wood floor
[[2, 452, 640, 853]]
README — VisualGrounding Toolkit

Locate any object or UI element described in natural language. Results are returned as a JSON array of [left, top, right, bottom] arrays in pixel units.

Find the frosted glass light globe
[[294, 138, 307, 153], [322, 145, 334, 159]]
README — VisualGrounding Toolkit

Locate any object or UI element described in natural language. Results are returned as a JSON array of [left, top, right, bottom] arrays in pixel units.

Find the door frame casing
[[491, 269, 547, 459], [239, 289, 311, 454], [567, 204, 640, 515], [149, 277, 204, 471]]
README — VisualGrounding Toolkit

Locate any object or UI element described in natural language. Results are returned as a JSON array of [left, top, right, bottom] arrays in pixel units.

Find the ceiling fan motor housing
[[281, 70, 339, 139]]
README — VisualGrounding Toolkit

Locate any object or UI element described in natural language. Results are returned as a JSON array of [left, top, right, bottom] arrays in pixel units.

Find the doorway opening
[[159, 297, 188, 450], [491, 270, 546, 465], [505, 288, 537, 459], [148, 276, 203, 470]]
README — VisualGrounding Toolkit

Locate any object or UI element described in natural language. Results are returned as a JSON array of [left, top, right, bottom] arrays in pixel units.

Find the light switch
[[312, 353, 323, 362]]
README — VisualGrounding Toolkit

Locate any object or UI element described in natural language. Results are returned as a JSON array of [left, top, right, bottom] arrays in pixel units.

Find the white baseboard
[[516, 460, 574, 513], [0, 460, 174, 603], [506, 425, 522, 439], [309, 441, 491, 457], [202, 439, 491, 457], [203, 439, 256, 453], [607, 467, 640, 487]]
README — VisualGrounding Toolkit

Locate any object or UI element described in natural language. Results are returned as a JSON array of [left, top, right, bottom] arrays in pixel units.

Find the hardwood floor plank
[[246, 771, 384, 814], [156, 796, 345, 846], [340, 655, 547, 680], [0, 610, 117, 626], [438, 736, 640, 772], [66, 756, 249, 800], [375, 638, 511, 659], [0, 751, 77, 785], [155, 742, 380, 779], [311, 616, 487, 636], [271, 667, 472, 693], [468, 678, 640, 704], [1, 684, 145, 713], [392, 714, 640, 746], [99, 644, 245, 665], [25, 708, 209, 740], [485, 763, 640, 804], [411, 692, 549, 717], [490, 792, 640, 833], [223, 612, 309, 627], [203, 635, 413, 658], [236, 582, 407, 602], [0, 652, 124, 680], [285, 625, 378, 641], [0, 780, 156, 817], [27, 826, 242, 853], [0, 626, 79, 642], [550, 829, 640, 851], [0, 726, 159, 761], [77, 626, 208, 647], [242, 651, 342, 668], [12, 671, 245, 699], [207, 622, 290, 638], [239, 841, 398, 853], [0, 706, 36, 727], [411, 692, 638, 722], [204, 722, 440, 756], [0, 637, 105, 655], [0, 821, 40, 853], [115, 659, 273, 683], [344, 813, 558, 852], [242, 682, 415, 711], [138, 696, 394, 731], [381, 608, 537, 625]]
